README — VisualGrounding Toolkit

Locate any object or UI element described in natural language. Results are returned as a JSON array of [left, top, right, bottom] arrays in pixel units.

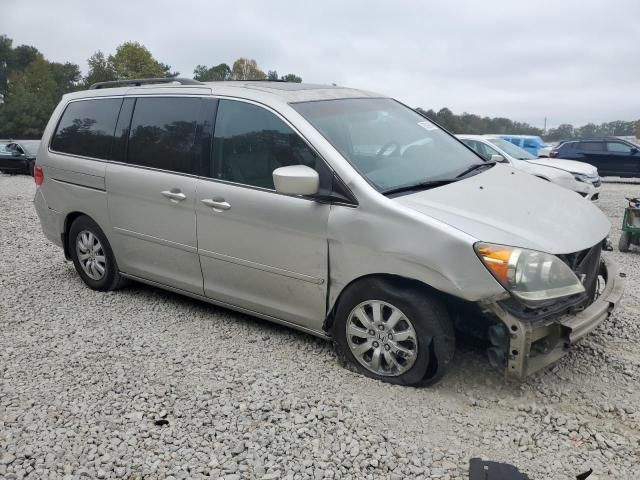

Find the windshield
[[485, 137, 535, 160], [292, 98, 485, 193]]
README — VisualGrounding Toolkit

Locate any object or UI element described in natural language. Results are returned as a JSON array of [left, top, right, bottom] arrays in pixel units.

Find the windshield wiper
[[383, 179, 456, 196], [383, 162, 496, 196], [455, 161, 496, 179]]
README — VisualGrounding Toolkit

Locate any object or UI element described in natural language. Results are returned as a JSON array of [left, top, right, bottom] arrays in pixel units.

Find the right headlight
[[474, 243, 585, 302]]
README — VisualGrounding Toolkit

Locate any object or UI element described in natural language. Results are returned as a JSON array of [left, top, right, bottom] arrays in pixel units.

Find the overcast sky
[[3, 0, 639, 128]]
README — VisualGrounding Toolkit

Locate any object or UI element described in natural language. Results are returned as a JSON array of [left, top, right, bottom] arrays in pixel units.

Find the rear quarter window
[[50, 98, 123, 160]]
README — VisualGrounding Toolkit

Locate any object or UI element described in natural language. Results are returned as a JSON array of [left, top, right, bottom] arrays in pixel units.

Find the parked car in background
[[550, 138, 640, 177], [0, 140, 40, 175], [458, 135, 601, 200], [537, 142, 557, 158], [499, 135, 544, 156], [34, 78, 621, 386]]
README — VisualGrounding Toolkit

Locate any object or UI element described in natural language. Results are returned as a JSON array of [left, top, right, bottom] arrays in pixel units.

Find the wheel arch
[[62, 211, 90, 260], [323, 273, 459, 333]]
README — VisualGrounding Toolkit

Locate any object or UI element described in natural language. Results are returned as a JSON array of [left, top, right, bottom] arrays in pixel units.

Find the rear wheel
[[333, 278, 455, 386], [68, 215, 127, 291], [619, 231, 631, 252]]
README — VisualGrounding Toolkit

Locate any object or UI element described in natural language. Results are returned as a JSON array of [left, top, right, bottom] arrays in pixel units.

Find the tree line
[[417, 107, 639, 142], [0, 34, 637, 141], [0, 35, 303, 138]]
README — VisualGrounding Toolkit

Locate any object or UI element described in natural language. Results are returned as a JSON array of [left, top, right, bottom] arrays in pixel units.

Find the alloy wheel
[[345, 300, 418, 376], [75, 230, 106, 281]]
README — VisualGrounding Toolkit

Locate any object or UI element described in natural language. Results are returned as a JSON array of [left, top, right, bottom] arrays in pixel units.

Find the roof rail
[[89, 77, 203, 90]]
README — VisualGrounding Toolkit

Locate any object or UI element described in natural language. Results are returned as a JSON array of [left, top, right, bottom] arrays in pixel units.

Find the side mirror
[[273, 165, 319, 196], [490, 154, 507, 163], [630, 147, 638, 155]]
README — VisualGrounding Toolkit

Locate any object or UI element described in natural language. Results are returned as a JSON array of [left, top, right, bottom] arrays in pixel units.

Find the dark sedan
[[550, 137, 640, 177], [0, 140, 40, 175]]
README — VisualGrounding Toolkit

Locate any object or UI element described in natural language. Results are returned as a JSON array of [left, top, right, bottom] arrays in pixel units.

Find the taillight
[[34, 165, 44, 186]]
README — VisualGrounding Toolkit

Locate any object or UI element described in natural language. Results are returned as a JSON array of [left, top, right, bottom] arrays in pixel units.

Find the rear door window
[[211, 99, 319, 189], [127, 97, 201, 175], [51, 98, 123, 160], [578, 142, 605, 152]]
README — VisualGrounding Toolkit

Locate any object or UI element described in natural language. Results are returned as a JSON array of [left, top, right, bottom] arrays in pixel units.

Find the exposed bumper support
[[482, 256, 624, 381]]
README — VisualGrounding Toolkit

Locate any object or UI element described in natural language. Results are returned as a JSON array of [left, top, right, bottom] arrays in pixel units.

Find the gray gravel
[[1, 174, 639, 480]]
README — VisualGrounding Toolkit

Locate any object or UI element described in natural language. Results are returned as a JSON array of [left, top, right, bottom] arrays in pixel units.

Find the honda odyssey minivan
[[34, 78, 623, 386]]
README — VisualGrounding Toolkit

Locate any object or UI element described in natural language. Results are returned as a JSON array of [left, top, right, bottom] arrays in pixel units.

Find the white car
[[537, 142, 557, 158], [458, 135, 601, 201]]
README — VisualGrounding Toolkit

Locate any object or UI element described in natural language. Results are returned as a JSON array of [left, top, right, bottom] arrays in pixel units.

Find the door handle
[[201, 198, 231, 211], [161, 190, 187, 202]]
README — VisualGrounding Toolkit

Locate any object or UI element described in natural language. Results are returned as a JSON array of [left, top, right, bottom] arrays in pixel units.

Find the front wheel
[[619, 231, 631, 252], [333, 278, 455, 387]]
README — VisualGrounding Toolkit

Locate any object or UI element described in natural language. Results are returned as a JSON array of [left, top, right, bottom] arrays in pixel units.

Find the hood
[[527, 158, 598, 176], [393, 164, 610, 254]]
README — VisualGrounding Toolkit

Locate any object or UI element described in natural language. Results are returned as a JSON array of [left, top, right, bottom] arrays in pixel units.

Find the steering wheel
[[376, 141, 400, 158]]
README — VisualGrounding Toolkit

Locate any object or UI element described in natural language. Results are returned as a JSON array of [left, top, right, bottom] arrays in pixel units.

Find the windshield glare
[[486, 137, 535, 160], [292, 98, 484, 193]]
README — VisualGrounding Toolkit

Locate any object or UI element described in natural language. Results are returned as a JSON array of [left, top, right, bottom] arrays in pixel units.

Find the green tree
[[49, 62, 82, 97], [107, 42, 175, 80], [545, 124, 575, 142], [416, 106, 544, 135], [577, 123, 597, 138], [11, 45, 42, 70], [84, 51, 117, 86], [0, 35, 13, 97], [280, 73, 302, 83], [0, 58, 60, 138], [193, 63, 231, 81], [231, 58, 266, 80], [0, 36, 43, 98], [267, 70, 279, 81]]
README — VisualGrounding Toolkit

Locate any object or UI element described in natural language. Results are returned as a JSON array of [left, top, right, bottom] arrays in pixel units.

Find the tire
[[618, 231, 631, 252], [27, 160, 35, 176], [68, 215, 127, 291], [332, 278, 455, 387]]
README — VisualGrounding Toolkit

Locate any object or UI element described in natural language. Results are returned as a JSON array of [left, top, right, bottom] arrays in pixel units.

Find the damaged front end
[[478, 245, 624, 381]]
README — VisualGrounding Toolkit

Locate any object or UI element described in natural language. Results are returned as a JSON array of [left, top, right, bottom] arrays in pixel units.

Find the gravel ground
[[1, 174, 639, 480]]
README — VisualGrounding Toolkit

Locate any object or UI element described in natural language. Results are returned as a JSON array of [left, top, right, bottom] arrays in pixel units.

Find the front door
[[107, 96, 204, 294], [196, 99, 330, 330]]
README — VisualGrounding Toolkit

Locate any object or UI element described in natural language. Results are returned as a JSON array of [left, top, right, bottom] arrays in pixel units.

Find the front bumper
[[574, 180, 601, 201], [481, 256, 624, 381]]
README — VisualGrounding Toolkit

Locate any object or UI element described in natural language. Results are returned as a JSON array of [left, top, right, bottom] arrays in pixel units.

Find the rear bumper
[[34, 189, 64, 249], [482, 256, 624, 381]]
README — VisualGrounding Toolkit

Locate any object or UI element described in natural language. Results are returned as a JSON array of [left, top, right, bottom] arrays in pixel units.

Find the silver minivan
[[34, 79, 623, 386]]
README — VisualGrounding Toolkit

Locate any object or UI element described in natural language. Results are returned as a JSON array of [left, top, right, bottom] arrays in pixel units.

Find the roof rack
[[89, 77, 203, 90]]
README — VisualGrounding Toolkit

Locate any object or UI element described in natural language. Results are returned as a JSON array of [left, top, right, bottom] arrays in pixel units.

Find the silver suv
[[34, 78, 623, 385]]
